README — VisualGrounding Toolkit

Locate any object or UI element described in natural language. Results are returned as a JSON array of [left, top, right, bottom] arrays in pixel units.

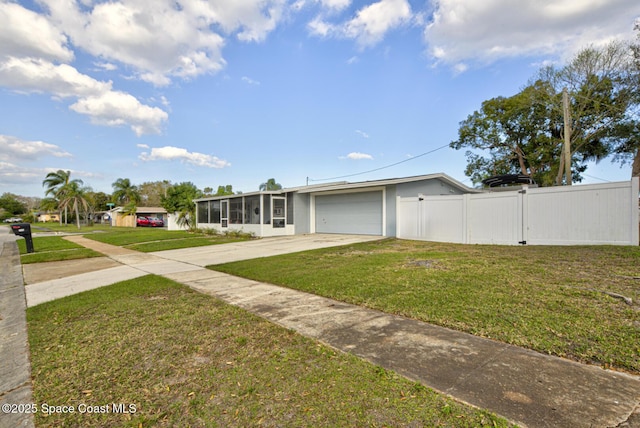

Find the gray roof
[[193, 173, 478, 202], [295, 173, 478, 194]]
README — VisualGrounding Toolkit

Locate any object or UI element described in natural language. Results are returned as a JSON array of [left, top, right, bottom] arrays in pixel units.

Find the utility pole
[[562, 87, 572, 185]]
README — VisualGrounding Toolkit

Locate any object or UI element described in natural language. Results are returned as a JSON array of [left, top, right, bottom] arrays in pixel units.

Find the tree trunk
[[515, 146, 528, 176], [632, 148, 640, 178], [75, 205, 81, 229]]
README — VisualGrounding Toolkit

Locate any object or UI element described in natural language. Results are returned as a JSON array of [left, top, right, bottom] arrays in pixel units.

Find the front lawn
[[17, 236, 102, 264], [85, 229, 253, 252], [210, 239, 640, 374], [27, 275, 509, 427], [17, 228, 254, 263]]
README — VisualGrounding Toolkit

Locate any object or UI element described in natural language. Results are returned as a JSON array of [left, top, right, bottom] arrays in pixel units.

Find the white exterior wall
[[194, 222, 295, 236], [397, 178, 639, 246], [167, 213, 189, 231]]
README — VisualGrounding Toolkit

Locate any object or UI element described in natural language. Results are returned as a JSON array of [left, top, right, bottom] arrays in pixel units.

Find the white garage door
[[315, 191, 383, 235]]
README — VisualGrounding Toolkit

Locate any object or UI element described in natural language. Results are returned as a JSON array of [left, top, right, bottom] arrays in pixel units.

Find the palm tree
[[42, 170, 83, 225], [58, 181, 89, 229], [112, 178, 141, 221], [112, 178, 141, 205], [259, 178, 282, 191]]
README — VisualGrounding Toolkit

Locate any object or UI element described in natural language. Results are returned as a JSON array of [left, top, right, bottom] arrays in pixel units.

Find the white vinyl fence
[[397, 178, 639, 246]]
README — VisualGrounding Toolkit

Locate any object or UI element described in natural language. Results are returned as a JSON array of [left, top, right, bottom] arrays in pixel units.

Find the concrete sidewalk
[[0, 229, 34, 428], [23, 234, 640, 427]]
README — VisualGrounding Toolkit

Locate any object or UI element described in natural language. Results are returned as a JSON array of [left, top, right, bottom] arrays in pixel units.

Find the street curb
[[0, 240, 35, 427]]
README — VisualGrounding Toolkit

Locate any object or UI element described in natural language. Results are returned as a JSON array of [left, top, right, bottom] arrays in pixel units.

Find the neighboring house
[[109, 207, 168, 227], [36, 212, 60, 222], [91, 211, 111, 224], [193, 173, 477, 237]]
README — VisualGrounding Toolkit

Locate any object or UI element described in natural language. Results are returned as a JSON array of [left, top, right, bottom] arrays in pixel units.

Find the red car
[[148, 217, 164, 227], [136, 216, 164, 227]]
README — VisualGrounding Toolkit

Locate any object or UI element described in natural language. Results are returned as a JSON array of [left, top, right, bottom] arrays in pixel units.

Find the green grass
[[17, 236, 102, 264], [27, 275, 510, 427], [30, 222, 114, 233], [17, 226, 253, 262], [210, 239, 640, 374], [85, 229, 252, 252]]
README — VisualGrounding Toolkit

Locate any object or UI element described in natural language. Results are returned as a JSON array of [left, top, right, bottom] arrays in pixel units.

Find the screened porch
[[195, 192, 295, 237]]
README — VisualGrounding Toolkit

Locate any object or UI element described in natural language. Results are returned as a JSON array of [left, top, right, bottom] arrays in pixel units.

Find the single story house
[[194, 173, 477, 237]]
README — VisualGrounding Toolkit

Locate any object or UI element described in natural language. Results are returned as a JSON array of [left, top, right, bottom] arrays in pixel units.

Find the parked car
[[148, 217, 164, 227], [4, 217, 23, 223], [136, 216, 150, 227]]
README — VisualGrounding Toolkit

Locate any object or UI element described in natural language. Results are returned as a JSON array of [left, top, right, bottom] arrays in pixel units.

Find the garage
[[315, 191, 383, 235]]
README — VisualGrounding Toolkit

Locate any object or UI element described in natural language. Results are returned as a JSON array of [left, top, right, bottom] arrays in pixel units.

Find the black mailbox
[[11, 223, 34, 253]]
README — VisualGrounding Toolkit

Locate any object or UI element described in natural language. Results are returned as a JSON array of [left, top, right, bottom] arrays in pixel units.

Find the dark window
[[197, 202, 208, 223], [230, 198, 243, 224], [244, 196, 260, 224], [210, 201, 220, 223], [262, 195, 271, 224], [287, 193, 294, 225]]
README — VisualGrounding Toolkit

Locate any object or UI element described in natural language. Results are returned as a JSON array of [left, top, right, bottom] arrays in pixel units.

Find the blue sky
[[1, 0, 639, 198]]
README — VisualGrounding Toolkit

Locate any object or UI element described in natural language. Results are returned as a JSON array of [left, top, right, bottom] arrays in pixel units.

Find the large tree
[[0, 193, 27, 219], [138, 180, 172, 206], [42, 170, 83, 224], [451, 40, 639, 186], [215, 185, 234, 196], [450, 80, 563, 186], [542, 41, 638, 184], [612, 23, 640, 177], [161, 182, 202, 230]]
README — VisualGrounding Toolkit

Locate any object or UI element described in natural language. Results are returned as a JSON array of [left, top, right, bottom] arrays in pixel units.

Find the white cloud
[[0, 162, 97, 193], [137, 144, 150, 149], [308, 0, 412, 47], [344, 152, 373, 160], [346, 56, 359, 64], [344, 0, 412, 47], [0, 2, 73, 62], [424, 0, 640, 68], [308, 17, 335, 37], [70, 91, 168, 136], [0, 161, 48, 183], [0, 57, 168, 136], [139, 146, 231, 168], [0, 135, 72, 161], [319, 0, 351, 11], [94, 62, 118, 72], [355, 129, 369, 138], [0, 57, 111, 98], [34, 0, 289, 85], [242, 76, 261, 85]]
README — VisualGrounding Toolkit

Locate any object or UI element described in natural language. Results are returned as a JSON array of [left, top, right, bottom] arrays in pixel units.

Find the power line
[[583, 173, 612, 183], [308, 144, 450, 183]]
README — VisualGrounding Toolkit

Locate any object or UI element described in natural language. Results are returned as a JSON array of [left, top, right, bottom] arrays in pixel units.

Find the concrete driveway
[[151, 233, 383, 266]]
